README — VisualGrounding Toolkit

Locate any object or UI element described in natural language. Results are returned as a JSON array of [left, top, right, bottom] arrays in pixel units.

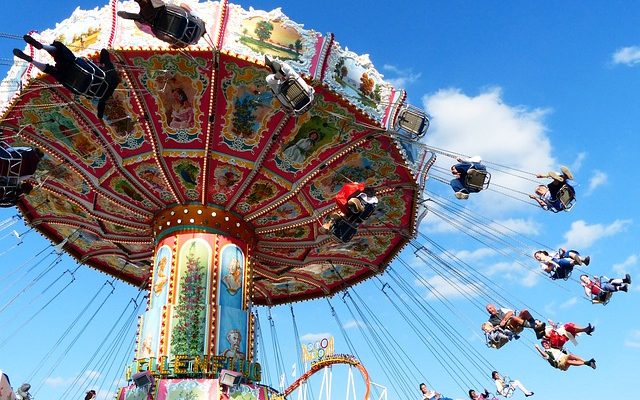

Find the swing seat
[[0, 143, 42, 181], [556, 184, 575, 210], [591, 280, 613, 305], [350, 199, 376, 224], [278, 77, 315, 115], [551, 266, 572, 281], [548, 184, 575, 213], [464, 168, 490, 192], [486, 335, 509, 349], [330, 217, 358, 243], [152, 5, 206, 47], [64, 58, 109, 99], [0, 143, 24, 179], [498, 379, 516, 398], [395, 105, 430, 139], [591, 291, 612, 305]]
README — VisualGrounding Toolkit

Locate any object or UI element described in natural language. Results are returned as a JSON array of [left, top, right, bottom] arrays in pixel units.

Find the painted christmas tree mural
[[171, 240, 208, 355]]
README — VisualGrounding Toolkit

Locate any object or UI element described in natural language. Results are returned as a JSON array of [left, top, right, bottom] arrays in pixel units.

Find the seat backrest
[[65, 62, 94, 95], [152, 5, 205, 46], [486, 335, 508, 349], [331, 217, 358, 243], [0, 144, 23, 178], [465, 168, 490, 190], [280, 78, 314, 113], [592, 291, 612, 305], [397, 107, 429, 138], [557, 184, 575, 207], [66, 60, 107, 98]]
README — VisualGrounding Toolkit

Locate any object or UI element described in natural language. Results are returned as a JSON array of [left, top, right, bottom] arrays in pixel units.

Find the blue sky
[[1, 1, 639, 400]]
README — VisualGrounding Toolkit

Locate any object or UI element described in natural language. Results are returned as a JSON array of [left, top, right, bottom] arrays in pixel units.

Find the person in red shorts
[[537, 320, 595, 348]]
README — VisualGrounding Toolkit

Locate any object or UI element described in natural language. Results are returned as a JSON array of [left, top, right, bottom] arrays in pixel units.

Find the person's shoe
[[587, 359, 596, 369], [454, 191, 469, 200], [320, 221, 333, 232], [624, 273, 631, 284], [117, 10, 142, 21], [620, 284, 629, 292], [23, 34, 43, 49], [13, 49, 32, 62], [582, 256, 590, 266], [534, 323, 546, 339], [525, 393, 534, 397], [265, 55, 282, 75], [548, 171, 564, 182], [348, 198, 365, 213], [585, 323, 595, 336], [560, 165, 574, 180], [100, 48, 111, 65]]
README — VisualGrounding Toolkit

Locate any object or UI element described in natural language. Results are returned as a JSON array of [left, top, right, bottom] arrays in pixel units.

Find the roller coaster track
[[283, 354, 370, 400]]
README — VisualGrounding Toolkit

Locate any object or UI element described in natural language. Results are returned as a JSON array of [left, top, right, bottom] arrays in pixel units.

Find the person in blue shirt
[[450, 156, 486, 200]]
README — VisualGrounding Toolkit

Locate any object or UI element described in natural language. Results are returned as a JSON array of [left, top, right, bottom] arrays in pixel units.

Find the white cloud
[[570, 152, 587, 173], [520, 269, 541, 288], [343, 320, 365, 329], [44, 370, 102, 389], [612, 46, 640, 66], [419, 212, 460, 234], [382, 64, 421, 88], [423, 88, 556, 214], [300, 332, 332, 342], [484, 260, 541, 287], [587, 170, 608, 194], [488, 218, 541, 236], [451, 248, 496, 262], [419, 275, 482, 300], [562, 219, 632, 249], [84, 370, 101, 380], [559, 296, 578, 309], [612, 254, 638, 275], [43, 376, 70, 387], [624, 330, 640, 349]]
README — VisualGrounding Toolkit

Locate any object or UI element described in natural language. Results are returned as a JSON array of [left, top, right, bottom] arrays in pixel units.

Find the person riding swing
[[320, 182, 379, 242]]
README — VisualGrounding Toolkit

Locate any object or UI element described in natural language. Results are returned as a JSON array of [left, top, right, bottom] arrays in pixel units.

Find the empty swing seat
[[153, 5, 206, 47], [64, 58, 109, 99], [395, 106, 430, 139], [277, 77, 315, 114]]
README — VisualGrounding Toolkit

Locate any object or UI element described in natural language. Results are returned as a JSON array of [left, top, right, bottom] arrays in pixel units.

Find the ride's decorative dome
[[1, 0, 432, 305]]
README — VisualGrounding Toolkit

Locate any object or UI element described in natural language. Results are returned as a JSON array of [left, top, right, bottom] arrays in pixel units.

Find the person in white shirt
[[491, 371, 533, 397]]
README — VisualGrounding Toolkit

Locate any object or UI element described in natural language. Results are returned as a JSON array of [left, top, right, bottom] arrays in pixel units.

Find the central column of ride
[[128, 205, 260, 392]]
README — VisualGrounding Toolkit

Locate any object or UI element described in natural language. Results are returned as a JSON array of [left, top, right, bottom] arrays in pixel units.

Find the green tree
[[360, 73, 374, 95], [254, 20, 274, 42], [294, 39, 303, 54], [171, 242, 207, 355], [232, 97, 257, 138]]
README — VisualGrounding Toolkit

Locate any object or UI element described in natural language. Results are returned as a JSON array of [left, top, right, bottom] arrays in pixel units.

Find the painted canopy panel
[[2, 0, 425, 304]]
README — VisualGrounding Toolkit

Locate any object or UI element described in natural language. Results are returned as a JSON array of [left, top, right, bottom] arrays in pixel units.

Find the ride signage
[[127, 355, 261, 381], [301, 336, 334, 363]]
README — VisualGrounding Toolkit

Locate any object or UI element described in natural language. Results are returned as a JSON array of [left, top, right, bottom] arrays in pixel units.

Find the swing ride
[[0, 1, 635, 400], [0, 0, 430, 399]]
